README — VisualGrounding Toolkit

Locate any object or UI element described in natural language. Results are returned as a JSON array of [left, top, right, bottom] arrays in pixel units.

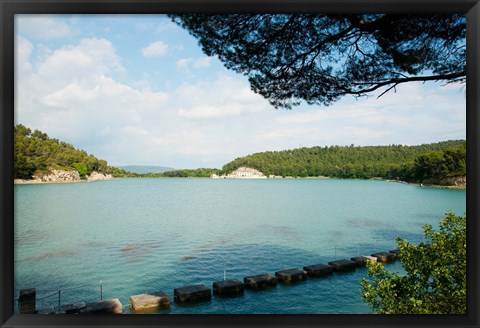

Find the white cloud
[[176, 56, 212, 71], [175, 75, 269, 120], [17, 15, 72, 39], [16, 37, 169, 154], [142, 41, 168, 58], [15, 35, 33, 76], [36, 38, 124, 89]]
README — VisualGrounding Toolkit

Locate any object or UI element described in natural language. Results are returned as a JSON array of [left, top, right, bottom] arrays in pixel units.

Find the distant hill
[[116, 165, 175, 174]]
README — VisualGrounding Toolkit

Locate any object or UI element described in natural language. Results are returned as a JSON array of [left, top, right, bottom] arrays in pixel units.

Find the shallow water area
[[14, 178, 466, 314]]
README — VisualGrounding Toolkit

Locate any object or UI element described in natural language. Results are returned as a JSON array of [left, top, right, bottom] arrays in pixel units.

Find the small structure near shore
[[371, 252, 397, 263], [211, 167, 267, 179], [174, 284, 211, 303], [244, 274, 277, 289], [80, 299, 123, 314], [389, 249, 401, 256], [303, 264, 334, 277], [18, 288, 36, 314], [275, 268, 307, 283], [327, 259, 357, 272], [213, 279, 245, 296], [129, 292, 170, 312], [351, 255, 378, 267]]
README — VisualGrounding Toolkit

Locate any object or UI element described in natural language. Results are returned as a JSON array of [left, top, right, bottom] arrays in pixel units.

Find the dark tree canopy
[[170, 14, 466, 108]]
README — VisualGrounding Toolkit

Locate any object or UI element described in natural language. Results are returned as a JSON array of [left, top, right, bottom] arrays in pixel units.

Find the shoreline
[[13, 176, 465, 190], [14, 178, 116, 185], [383, 179, 466, 190]]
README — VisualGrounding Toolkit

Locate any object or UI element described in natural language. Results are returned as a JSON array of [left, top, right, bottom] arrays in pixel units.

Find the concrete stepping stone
[[327, 259, 357, 272], [79, 299, 123, 314], [212, 279, 245, 296], [174, 284, 211, 303], [303, 263, 334, 277], [371, 252, 396, 263], [129, 292, 170, 311], [274, 268, 307, 283], [243, 274, 277, 289]]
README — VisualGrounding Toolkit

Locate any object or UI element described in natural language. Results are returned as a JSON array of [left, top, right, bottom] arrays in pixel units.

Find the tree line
[[220, 140, 466, 182], [14, 124, 465, 183]]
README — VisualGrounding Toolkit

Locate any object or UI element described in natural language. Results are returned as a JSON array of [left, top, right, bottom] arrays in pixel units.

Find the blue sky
[[14, 15, 466, 169]]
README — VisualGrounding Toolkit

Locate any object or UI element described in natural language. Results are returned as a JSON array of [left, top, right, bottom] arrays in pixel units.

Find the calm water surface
[[14, 178, 466, 314]]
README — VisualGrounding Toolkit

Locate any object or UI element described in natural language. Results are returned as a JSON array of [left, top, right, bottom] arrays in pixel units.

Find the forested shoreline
[[14, 124, 132, 179], [14, 124, 465, 186], [219, 141, 466, 183]]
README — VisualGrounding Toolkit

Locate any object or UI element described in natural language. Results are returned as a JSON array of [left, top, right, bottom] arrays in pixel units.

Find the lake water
[[14, 178, 466, 314]]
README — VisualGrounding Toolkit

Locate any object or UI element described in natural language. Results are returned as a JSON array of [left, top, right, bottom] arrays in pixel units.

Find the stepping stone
[[79, 299, 123, 314], [350, 256, 370, 267], [275, 268, 307, 283], [57, 302, 86, 314], [244, 274, 277, 289], [303, 263, 334, 277], [362, 255, 378, 264], [371, 252, 396, 263], [213, 279, 245, 296], [389, 249, 400, 256], [174, 284, 211, 303], [129, 292, 170, 311], [18, 288, 36, 314], [327, 259, 357, 272]]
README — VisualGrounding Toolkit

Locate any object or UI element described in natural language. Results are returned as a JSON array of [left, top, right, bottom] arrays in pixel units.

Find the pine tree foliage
[[170, 14, 465, 108]]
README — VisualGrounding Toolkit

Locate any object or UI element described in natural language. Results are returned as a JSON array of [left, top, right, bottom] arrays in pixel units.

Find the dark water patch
[[16, 249, 77, 264], [80, 241, 108, 248], [181, 256, 197, 261], [416, 212, 444, 220], [345, 218, 393, 229], [373, 228, 424, 246], [179, 239, 229, 261], [14, 229, 50, 246], [253, 224, 299, 240]]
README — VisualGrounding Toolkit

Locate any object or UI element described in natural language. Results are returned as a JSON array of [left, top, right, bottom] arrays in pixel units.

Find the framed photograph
[[1, 1, 479, 328]]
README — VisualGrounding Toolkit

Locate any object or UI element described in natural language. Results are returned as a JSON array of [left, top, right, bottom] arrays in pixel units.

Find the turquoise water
[[14, 178, 466, 314]]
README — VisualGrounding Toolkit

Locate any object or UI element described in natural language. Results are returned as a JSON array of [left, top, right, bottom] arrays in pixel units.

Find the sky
[[14, 15, 466, 169]]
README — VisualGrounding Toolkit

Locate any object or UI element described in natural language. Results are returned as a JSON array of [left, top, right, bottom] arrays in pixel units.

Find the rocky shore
[[385, 175, 466, 190], [14, 169, 113, 185]]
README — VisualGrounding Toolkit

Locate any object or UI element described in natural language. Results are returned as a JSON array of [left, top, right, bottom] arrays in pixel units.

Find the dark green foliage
[[411, 144, 466, 181], [361, 212, 466, 314], [170, 14, 465, 108], [116, 165, 174, 174], [220, 140, 466, 182], [14, 124, 133, 179], [160, 168, 220, 178]]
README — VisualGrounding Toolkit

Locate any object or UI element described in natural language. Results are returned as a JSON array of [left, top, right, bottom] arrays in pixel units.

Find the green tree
[[71, 162, 89, 176], [361, 211, 466, 314], [170, 14, 465, 109]]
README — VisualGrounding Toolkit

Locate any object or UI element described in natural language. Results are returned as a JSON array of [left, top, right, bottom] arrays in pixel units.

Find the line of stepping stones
[[29, 250, 398, 314]]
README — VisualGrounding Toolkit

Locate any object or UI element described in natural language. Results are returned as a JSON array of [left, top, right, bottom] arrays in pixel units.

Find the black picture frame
[[1, 1, 479, 327]]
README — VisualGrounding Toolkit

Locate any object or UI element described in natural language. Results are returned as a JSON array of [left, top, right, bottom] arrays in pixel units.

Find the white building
[[225, 167, 267, 179]]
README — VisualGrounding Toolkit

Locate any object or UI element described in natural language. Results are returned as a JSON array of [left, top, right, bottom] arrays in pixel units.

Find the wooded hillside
[[14, 124, 131, 179], [220, 141, 466, 182]]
